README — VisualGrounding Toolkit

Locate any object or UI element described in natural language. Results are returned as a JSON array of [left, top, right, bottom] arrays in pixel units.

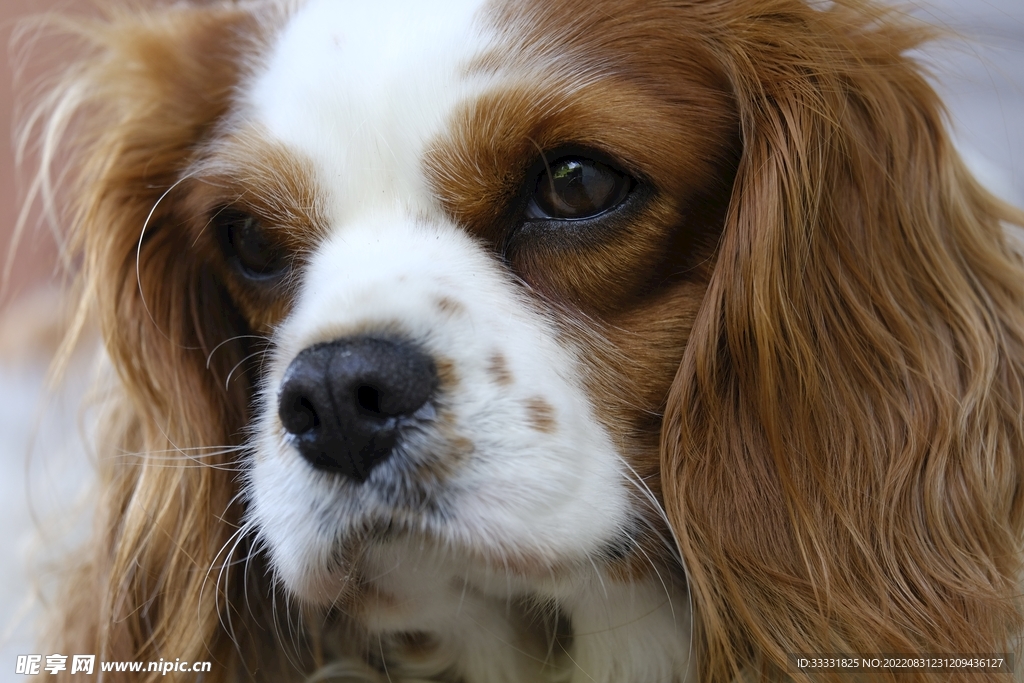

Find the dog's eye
[[216, 209, 289, 280], [527, 157, 633, 221]]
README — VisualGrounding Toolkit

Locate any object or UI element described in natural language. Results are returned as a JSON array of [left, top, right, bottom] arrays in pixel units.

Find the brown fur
[[19, 4, 306, 681], [523, 396, 557, 434], [19, 0, 1024, 681], [661, 4, 1024, 682]]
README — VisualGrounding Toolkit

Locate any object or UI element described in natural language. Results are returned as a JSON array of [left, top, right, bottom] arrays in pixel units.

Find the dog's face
[[198, 0, 736, 605], [37, 0, 1024, 679]]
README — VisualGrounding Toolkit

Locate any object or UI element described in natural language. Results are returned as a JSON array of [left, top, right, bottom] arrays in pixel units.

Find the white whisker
[[206, 334, 272, 369], [135, 172, 197, 339]]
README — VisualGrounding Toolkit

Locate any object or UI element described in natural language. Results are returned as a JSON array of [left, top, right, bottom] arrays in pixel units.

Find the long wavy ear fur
[[662, 1, 1024, 681], [19, 5, 301, 681]]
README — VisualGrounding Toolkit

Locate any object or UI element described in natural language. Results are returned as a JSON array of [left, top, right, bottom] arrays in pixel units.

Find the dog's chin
[[268, 506, 591, 612], [280, 567, 358, 609], [261, 514, 414, 607], [276, 532, 471, 605]]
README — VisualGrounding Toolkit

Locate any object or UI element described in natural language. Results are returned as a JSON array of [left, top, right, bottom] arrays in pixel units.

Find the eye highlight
[[527, 157, 633, 221], [215, 208, 290, 280]]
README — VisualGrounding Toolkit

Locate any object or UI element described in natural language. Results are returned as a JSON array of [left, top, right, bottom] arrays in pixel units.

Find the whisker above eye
[[224, 347, 272, 391], [205, 334, 273, 369]]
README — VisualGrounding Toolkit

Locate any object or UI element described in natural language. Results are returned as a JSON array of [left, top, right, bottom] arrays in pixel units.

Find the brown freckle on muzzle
[[450, 434, 475, 457], [434, 296, 465, 317], [419, 412, 475, 479], [435, 356, 460, 390], [525, 396, 557, 433], [487, 352, 513, 386]]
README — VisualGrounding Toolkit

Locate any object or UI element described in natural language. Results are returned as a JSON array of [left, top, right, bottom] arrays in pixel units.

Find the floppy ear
[[24, 6, 291, 680], [661, 2, 1024, 681]]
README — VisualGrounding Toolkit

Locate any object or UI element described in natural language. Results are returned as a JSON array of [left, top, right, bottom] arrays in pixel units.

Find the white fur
[[241, 1, 692, 681]]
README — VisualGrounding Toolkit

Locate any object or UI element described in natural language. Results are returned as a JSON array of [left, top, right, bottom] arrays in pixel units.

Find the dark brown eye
[[527, 157, 633, 220], [216, 208, 289, 280]]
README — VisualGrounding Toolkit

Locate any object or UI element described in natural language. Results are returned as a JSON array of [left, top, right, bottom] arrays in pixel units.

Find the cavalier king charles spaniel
[[23, 0, 1024, 681]]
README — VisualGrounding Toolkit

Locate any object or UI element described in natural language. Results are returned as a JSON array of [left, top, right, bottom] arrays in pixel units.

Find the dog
[[22, 0, 1024, 681]]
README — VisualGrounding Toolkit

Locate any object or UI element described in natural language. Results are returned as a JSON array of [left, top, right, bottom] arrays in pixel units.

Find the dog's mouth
[[253, 421, 651, 603]]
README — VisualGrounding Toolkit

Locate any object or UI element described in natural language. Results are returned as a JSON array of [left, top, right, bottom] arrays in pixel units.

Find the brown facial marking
[[451, 435, 475, 458], [414, 407, 474, 485], [435, 356, 460, 391], [486, 352, 513, 386], [434, 296, 465, 317], [420, 0, 742, 594], [426, 0, 736, 309], [411, 430, 474, 485], [524, 397, 557, 434]]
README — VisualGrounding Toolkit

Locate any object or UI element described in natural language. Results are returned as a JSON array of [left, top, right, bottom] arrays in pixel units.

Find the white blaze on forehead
[[242, 1, 645, 651], [247, 0, 493, 222]]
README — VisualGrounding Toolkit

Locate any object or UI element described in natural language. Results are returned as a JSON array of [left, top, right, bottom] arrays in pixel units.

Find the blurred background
[[0, 0, 1022, 675], [1, 0, 60, 309], [0, 0, 93, 674]]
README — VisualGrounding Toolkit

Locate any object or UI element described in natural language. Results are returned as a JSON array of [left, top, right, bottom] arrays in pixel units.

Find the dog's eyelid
[[212, 205, 292, 281]]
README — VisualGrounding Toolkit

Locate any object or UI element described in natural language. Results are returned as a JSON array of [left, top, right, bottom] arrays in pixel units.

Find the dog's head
[[29, 0, 1024, 680]]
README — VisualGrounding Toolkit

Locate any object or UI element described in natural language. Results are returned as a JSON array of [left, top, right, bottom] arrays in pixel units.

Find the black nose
[[277, 336, 437, 482]]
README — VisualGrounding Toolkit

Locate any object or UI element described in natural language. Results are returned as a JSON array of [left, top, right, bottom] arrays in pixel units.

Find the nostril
[[281, 394, 321, 435], [296, 396, 321, 432], [357, 384, 381, 414]]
